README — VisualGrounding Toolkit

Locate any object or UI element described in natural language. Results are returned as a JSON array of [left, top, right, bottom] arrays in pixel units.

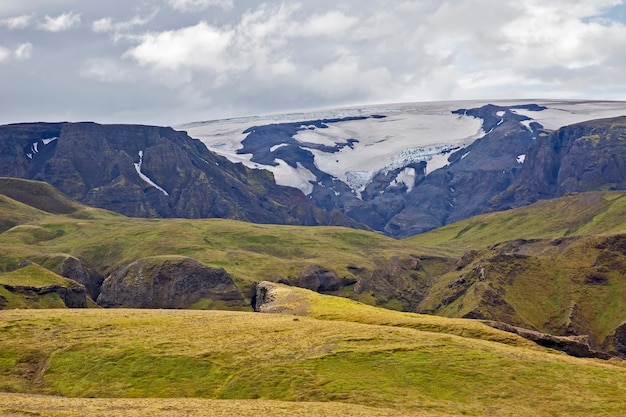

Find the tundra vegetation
[[2, 179, 626, 415]]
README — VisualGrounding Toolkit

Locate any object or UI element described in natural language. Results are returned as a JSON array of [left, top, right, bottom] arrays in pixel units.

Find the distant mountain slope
[[409, 190, 626, 356], [0, 179, 452, 311], [186, 100, 626, 237], [0, 122, 361, 228], [490, 115, 626, 211]]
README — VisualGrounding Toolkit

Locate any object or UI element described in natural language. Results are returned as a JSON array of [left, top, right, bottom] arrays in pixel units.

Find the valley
[[2, 100, 626, 415]]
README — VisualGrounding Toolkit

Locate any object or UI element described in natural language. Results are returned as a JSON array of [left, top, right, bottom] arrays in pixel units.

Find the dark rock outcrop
[[296, 265, 356, 293], [97, 257, 245, 309], [58, 255, 103, 300], [610, 322, 626, 357], [484, 320, 611, 359]]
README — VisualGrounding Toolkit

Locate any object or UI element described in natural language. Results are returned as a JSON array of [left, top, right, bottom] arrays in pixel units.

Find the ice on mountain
[[271, 159, 316, 195], [391, 167, 417, 193], [134, 150, 169, 196], [270, 143, 288, 152]]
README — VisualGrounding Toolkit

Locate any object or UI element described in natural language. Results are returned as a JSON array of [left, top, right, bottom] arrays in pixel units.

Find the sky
[[2, 0, 626, 125]]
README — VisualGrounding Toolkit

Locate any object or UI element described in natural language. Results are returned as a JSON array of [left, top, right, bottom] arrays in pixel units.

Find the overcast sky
[[2, 0, 626, 125]]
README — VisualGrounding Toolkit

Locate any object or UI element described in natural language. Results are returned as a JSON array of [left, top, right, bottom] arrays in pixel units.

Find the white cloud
[[166, 0, 233, 12], [39, 11, 81, 32], [0, 46, 10, 64], [125, 22, 233, 71], [0, 43, 34, 64], [92, 17, 112, 33], [14, 43, 33, 60], [0, 14, 33, 30], [92, 9, 159, 37], [10, 0, 626, 125], [297, 11, 358, 37]]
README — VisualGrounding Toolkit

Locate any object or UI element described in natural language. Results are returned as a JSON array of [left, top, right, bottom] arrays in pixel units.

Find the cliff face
[[489, 116, 626, 211], [97, 257, 245, 309], [0, 122, 362, 228]]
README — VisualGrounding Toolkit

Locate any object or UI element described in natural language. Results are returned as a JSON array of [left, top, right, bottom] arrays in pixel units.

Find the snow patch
[[510, 101, 626, 130], [42, 137, 58, 145], [391, 167, 417, 193], [183, 100, 626, 197], [134, 150, 169, 196], [520, 120, 533, 132], [270, 143, 288, 152], [270, 159, 316, 195]]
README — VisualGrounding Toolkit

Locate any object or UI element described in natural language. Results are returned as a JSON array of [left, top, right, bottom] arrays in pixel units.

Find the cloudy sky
[[2, 0, 626, 125]]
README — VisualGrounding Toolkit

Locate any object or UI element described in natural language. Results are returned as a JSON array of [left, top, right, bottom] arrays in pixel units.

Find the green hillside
[[407, 191, 626, 255], [3, 179, 626, 355], [0, 178, 449, 310], [1, 285, 626, 416]]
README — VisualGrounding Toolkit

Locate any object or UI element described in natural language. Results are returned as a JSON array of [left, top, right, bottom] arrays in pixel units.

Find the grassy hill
[[1, 285, 626, 416], [407, 191, 626, 255], [3, 179, 626, 353], [0, 178, 450, 311]]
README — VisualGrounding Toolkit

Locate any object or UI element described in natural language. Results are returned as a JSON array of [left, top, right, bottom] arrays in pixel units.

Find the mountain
[[2, 100, 626, 237], [409, 191, 626, 356], [489, 115, 626, 211], [184, 100, 626, 236], [0, 122, 360, 228]]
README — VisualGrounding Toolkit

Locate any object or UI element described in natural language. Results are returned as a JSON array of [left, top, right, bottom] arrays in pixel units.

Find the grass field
[[1, 286, 626, 416]]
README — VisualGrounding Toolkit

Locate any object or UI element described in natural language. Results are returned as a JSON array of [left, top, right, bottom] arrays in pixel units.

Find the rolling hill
[[2, 177, 626, 358], [2, 284, 626, 416]]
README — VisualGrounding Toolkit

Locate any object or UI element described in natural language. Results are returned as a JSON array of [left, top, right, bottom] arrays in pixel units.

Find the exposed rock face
[[483, 321, 610, 359], [252, 281, 307, 314], [490, 116, 626, 211], [58, 255, 103, 300], [0, 122, 363, 228], [97, 257, 245, 309], [0, 284, 88, 308], [353, 255, 439, 311], [610, 322, 626, 357], [296, 265, 356, 293]]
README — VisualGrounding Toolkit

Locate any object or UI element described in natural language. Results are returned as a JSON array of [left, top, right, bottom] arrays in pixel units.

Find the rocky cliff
[[97, 256, 245, 309], [489, 116, 626, 211], [0, 122, 362, 228]]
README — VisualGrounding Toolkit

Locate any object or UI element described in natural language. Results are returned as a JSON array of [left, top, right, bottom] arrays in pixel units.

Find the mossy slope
[[1, 287, 626, 416]]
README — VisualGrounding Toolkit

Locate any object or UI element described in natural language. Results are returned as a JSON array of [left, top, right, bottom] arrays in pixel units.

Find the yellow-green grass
[[407, 191, 626, 255], [1, 296, 626, 416], [0, 265, 81, 289], [0, 394, 443, 417], [0, 265, 85, 309], [0, 214, 437, 297]]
